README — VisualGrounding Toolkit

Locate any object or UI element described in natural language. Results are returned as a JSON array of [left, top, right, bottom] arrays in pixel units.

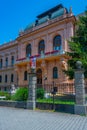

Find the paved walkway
[[0, 107, 87, 130]]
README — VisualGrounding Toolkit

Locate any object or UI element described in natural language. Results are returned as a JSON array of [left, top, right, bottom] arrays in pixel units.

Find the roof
[[37, 4, 63, 19]]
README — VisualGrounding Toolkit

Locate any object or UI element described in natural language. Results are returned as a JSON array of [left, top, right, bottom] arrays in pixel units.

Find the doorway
[[36, 69, 42, 84]]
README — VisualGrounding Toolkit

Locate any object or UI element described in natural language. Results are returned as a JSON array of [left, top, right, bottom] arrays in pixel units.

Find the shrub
[[11, 87, 28, 101], [36, 88, 44, 99], [0, 91, 11, 100]]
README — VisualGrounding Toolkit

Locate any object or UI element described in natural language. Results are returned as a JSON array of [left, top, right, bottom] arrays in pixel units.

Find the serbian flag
[[30, 57, 36, 69]]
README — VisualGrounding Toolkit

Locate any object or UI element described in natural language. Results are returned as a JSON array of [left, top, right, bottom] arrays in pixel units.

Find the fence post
[[27, 69, 37, 110], [74, 61, 87, 115]]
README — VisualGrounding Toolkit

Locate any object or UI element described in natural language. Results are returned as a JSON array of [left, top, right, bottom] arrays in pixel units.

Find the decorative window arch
[[53, 67, 58, 79], [24, 71, 27, 80], [53, 35, 61, 50], [38, 40, 45, 54], [26, 44, 31, 57]]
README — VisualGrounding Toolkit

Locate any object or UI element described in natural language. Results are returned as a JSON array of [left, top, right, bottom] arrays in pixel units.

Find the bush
[[36, 88, 44, 99], [0, 91, 11, 100], [11, 87, 28, 101]]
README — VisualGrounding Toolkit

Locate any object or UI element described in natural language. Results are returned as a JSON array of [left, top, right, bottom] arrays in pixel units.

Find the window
[[11, 74, 14, 82], [0, 75, 2, 82], [26, 44, 31, 57], [53, 67, 58, 79], [24, 71, 27, 80], [53, 35, 61, 50], [5, 75, 7, 82], [38, 40, 45, 54], [6, 57, 8, 67], [11, 56, 14, 66], [0, 59, 3, 68]]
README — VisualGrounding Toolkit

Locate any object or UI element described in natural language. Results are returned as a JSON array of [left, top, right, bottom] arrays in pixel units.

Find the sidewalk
[[0, 107, 87, 130]]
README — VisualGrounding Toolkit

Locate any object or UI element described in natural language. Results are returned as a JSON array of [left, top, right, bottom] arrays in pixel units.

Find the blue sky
[[0, 0, 87, 44]]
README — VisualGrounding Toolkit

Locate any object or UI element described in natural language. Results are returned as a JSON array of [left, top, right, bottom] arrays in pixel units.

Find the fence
[[36, 83, 75, 108]]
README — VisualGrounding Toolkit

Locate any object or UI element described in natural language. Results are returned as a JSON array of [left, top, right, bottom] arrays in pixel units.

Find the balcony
[[15, 50, 65, 65], [0, 65, 15, 70]]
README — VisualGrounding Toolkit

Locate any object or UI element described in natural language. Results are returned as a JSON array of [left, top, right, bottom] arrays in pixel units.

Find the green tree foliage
[[65, 11, 87, 79], [11, 87, 28, 101]]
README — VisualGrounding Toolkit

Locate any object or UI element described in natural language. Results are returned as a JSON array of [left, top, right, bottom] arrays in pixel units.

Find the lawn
[[37, 98, 75, 105]]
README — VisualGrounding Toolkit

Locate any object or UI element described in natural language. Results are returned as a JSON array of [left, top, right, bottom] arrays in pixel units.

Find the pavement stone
[[0, 107, 87, 130]]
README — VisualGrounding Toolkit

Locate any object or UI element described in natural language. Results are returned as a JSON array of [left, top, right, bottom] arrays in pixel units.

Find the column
[[27, 71, 37, 110], [74, 61, 87, 115]]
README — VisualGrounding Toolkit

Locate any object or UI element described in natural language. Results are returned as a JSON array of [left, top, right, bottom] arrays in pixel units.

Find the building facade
[[0, 41, 18, 91], [0, 4, 76, 91]]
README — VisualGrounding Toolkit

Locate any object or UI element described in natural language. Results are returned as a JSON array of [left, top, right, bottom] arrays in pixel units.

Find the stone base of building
[[27, 100, 36, 110], [75, 105, 87, 115]]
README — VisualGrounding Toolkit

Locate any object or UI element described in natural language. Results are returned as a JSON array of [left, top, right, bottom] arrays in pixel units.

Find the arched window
[[11, 56, 14, 66], [26, 44, 31, 57], [53, 67, 58, 79], [0, 59, 3, 68], [38, 40, 45, 54], [11, 74, 14, 82], [24, 71, 27, 80], [0, 75, 2, 82], [6, 57, 8, 67], [53, 35, 61, 50], [5, 74, 7, 82]]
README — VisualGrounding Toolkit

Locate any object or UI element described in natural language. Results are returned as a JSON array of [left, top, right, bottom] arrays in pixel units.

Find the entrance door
[[36, 69, 42, 84]]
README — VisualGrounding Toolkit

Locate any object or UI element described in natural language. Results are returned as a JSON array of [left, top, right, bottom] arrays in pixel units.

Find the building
[[0, 4, 76, 91], [0, 40, 18, 91]]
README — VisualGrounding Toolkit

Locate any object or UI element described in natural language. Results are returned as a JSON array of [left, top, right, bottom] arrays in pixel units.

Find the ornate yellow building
[[0, 4, 76, 91]]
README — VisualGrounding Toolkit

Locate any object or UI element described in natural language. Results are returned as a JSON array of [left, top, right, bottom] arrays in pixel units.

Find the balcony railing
[[15, 50, 65, 64], [0, 65, 14, 70]]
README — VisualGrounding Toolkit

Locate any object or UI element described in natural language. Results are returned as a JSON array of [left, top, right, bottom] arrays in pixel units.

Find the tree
[[65, 10, 87, 79]]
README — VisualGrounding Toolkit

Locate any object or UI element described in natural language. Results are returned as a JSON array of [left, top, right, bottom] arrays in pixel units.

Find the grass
[[37, 98, 75, 105]]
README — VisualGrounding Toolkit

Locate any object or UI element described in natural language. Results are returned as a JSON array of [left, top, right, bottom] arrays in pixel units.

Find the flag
[[30, 57, 36, 69]]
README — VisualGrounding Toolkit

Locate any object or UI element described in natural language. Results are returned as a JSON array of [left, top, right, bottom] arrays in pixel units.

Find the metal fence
[[36, 83, 75, 106]]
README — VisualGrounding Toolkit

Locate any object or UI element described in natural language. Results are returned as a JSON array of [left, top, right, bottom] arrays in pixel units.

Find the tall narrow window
[[38, 40, 45, 54], [26, 44, 31, 57], [0, 75, 2, 83], [0, 59, 3, 68], [24, 71, 27, 80], [53, 35, 61, 51], [53, 67, 58, 79], [11, 74, 14, 82], [6, 57, 8, 67], [11, 56, 14, 66], [5, 75, 7, 82]]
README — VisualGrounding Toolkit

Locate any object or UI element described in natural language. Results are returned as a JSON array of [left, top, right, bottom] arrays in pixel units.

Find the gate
[[36, 82, 75, 112]]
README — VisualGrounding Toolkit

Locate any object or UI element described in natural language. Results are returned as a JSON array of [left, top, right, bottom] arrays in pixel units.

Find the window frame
[[5, 74, 7, 82], [11, 74, 14, 82], [24, 71, 27, 81], [26, 44, 31, 58], [53, 35, 61, 51], [53, 67, 58, 79], [38, 40, 45, 54], [0, 75, 2, 83]]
